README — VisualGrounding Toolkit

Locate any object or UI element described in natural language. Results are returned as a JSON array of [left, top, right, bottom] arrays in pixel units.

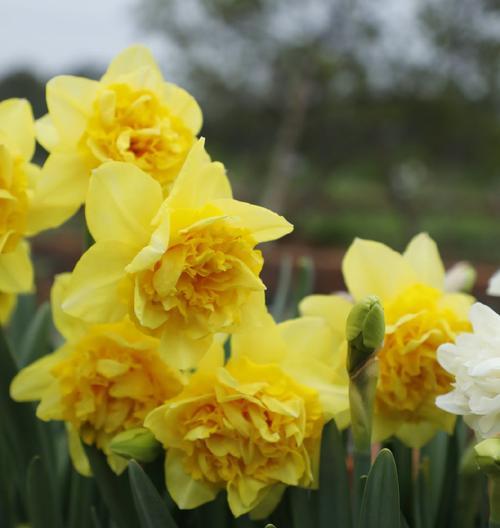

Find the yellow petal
[[342, 238, 417, 302], [0, 241, 33, 293], [299, 294, 352, 343], [248, 484, 285, 520], [159, 330, 213, 371], [66, 424, 92, 477], [10, 345, 68, 401], [51, 273, 89, 341], [165, 450, 218, 509], [35, 114, 59, 153], [0, 292, 15, 324], [62, 241, 135, 323], [27, 151, 92, 234], [163, 82, 203, 134], [101, 45, 162, 84], [231, 310, 287, 365], [86, 162, 163, 246], [212, 199, 293, 243], [0, 98, 35, 160], [46, 75, 99, 145], [403, 232, 445, 289], [166, 138, 232, 210]]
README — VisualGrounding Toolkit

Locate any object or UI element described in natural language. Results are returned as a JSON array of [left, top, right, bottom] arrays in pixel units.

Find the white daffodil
[[437, 302, 500, 438]]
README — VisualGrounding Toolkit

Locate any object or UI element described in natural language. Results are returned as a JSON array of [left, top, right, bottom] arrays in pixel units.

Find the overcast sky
[[0, 0, 165, 77]]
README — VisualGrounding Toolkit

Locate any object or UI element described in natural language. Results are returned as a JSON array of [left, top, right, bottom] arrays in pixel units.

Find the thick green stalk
[[489, 475, 500, 528]]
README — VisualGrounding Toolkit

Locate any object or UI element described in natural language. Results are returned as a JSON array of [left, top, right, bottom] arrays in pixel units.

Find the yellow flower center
[[173, 359, 323, 494], [84, 84, 194, 188], [0, 146, 29, 253], [376, 283, 470, 419], [136, 215, 263, 338], [49, 327, 183, 449]]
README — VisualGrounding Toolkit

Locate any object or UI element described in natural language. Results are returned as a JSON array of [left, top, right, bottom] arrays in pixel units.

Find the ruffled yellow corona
[[145, 313, 349, 517], [33, 45, 203, 231], [10, 274, 183, 473], [301, 233, 473, 447], [61, 140, 293, 368]]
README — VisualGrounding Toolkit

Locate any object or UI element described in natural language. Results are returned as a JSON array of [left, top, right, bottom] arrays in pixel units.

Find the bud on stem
[[346, 296, 385, 452], [109, 427, 161, 463]]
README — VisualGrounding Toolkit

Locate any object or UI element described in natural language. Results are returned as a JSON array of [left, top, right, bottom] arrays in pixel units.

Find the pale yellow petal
[[35, 114, 59, 152], [51, 273, 89, 341], [403, 232, 445, 289], [166, 139, 232, 210], [46, 75, 99, 145], [62, 241, 135, 323], [342, 238, 417, 302], [101, 45, 162, 84], [299, 294, 353, 342], [212, 199, 293, 243], [10, 345, 69, 401], [27, 151, 92, 234], [0, 241, 33, 293], [163, 82, 203, 134], [165, 450, 218, 509], [86, 162, 163, 246], [248, 484, 285, 520], [231, 310, 286, 365], [0, 98, 35, 160]]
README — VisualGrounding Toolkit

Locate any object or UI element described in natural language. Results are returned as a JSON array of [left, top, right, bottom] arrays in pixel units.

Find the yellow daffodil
[[301, 233, 473, 447], [0, 98, 55, 306], [10, 274, 184, 474], [145, 312, 349, 518], [32, 45, 203, 231], [61, 139, 293, 369]]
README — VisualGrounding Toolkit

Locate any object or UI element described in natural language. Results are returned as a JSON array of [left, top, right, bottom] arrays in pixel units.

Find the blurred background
[[3, 0, 500, 299]]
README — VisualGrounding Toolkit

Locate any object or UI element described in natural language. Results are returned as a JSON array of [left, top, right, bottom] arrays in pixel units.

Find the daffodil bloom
[[437, 303, 500, 439], [61, 140, 293, 369], [32, 45, 202, 231], [0, 98, 52, 303], [301, 233, 473, 447], [10, 274, 183, 473], [145, 313, 349, 518]]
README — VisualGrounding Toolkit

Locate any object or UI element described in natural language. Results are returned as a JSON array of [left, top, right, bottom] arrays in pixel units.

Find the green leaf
[[270, 254, 293, 321], [84, 445, 139, 528], [18, 302, 53, 368], [289, 487, 313, 528], [0, 325, 45, 493], [317, 420, 352, 528], [292, 256, 315, 316], [67, 469, 96, 528], [359, 449, 400, 528], [128, 460, 178, 528], [26, 456, 63, 528], [8, 293, 37, 351]]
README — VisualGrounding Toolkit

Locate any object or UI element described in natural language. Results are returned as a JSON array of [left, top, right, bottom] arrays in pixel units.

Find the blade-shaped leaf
[[26, 456, 63, 528], [318, 419, 352, 528], [18, 302, 53, 368], [84, 445, 139, 528], [128, 460, 178, 528], [359, 448, 400, 528]]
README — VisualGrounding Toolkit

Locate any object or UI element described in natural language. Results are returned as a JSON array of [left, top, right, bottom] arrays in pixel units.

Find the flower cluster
[[6, 43, 496, 521], [8, 45, 349, 518]]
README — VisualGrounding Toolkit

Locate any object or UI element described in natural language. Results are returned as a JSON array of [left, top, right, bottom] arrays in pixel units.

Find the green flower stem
[[489, 475, 500, 528]]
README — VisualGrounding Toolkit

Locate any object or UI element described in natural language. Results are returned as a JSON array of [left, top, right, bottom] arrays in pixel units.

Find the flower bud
[[109, 427, 161, 463], [474, 438, 500, 476], [346, 295, 385, 376]]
